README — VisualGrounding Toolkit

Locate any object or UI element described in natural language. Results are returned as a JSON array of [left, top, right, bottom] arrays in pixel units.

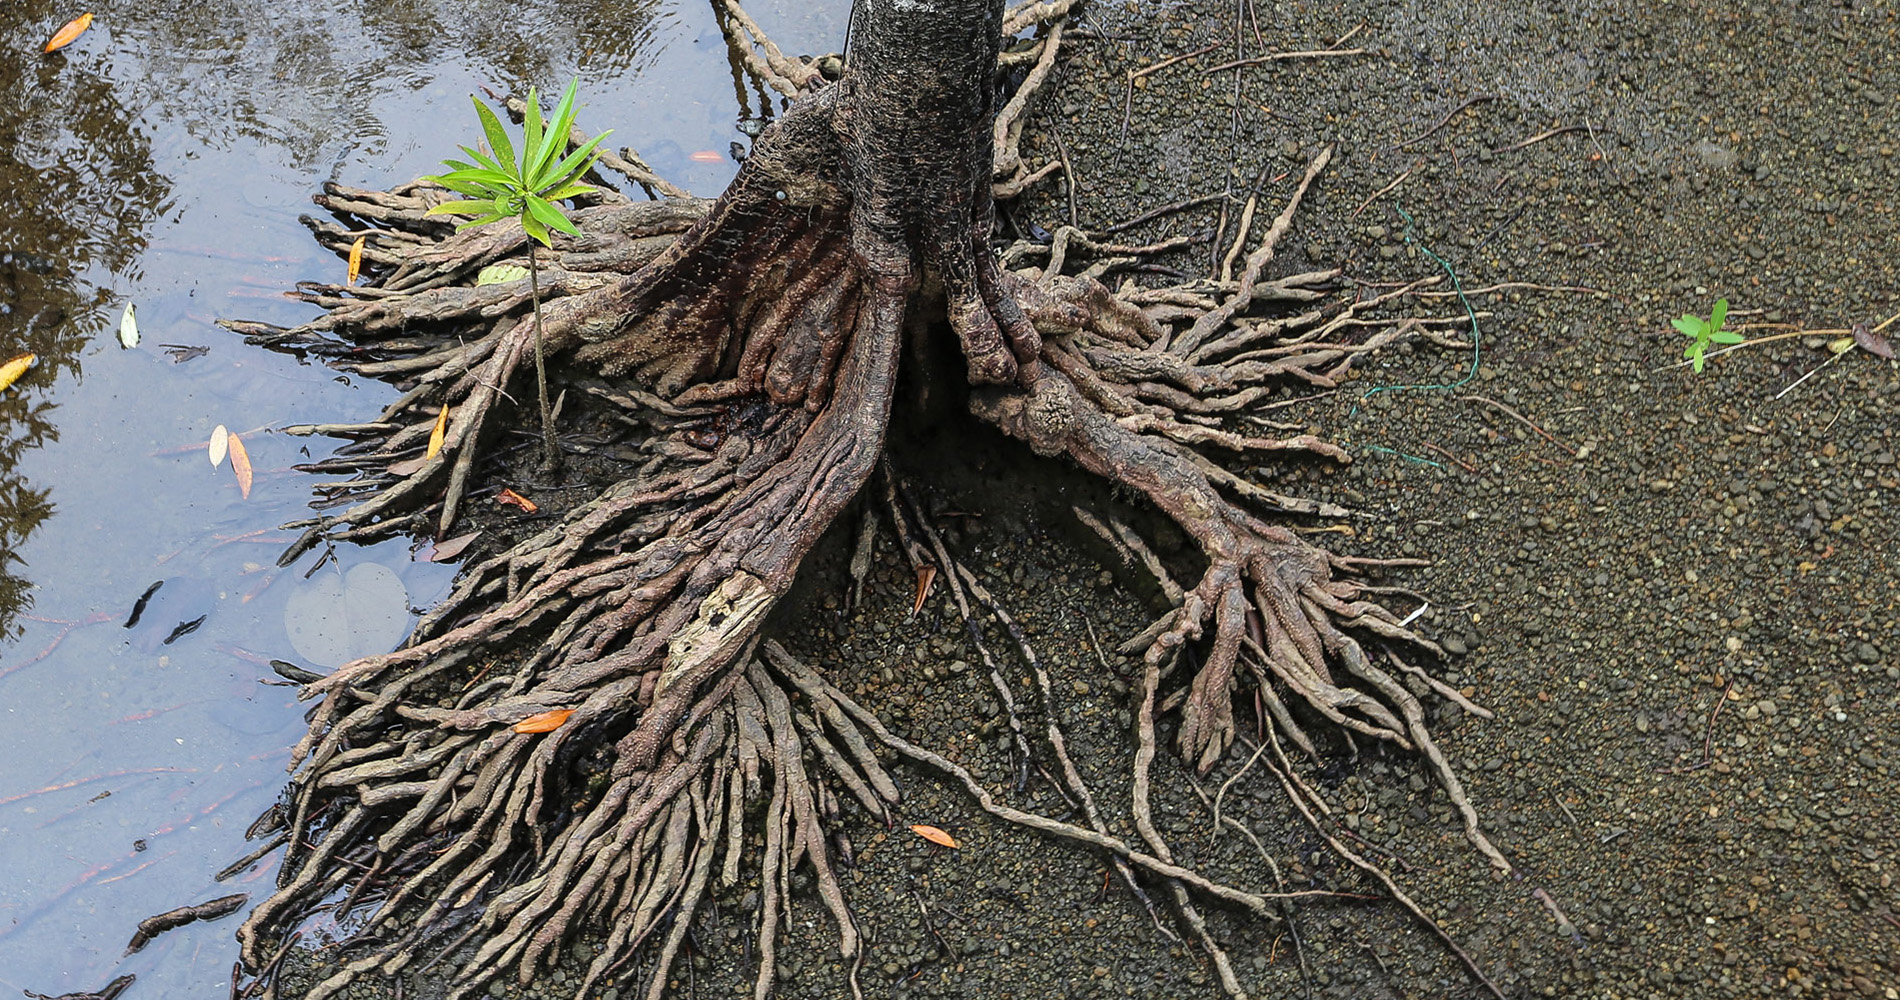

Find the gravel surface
[[281, 2, 1899, 997]]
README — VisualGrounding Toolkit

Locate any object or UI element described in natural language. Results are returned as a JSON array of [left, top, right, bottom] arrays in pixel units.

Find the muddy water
[[0, 2, 846, 994]]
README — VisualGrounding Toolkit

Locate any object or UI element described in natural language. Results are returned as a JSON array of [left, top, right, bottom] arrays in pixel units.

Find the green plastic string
[[1359, 203, 1482, 399]]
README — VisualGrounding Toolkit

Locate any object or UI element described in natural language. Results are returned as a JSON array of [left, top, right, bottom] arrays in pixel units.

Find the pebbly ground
[[280, 1, 1899, 998]]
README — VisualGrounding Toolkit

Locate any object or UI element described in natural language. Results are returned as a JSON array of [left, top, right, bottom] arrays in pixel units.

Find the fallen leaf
[[428, 531, 481, 562], [689, 150, 724, 163], [386, 455, 427, 477], [118, 302, 138, 348], [496, 488, 538, 513], [283, 563, 410, 667], [347, 235, 365, 285], [0, 353, 35, 393], [228, 432, 253, 499], [475, 263, 529, 286], [44, 12, 92, 53], [1828, 336, 1856, 355], [910, 824, 959, 849], [1852, 322, 1894, 360], [513, 708, 575, 734], [160, 343, 209, 363], [427, 405, 449, 459], [912, 564, 936, 616], [208, 425, 229, 468]]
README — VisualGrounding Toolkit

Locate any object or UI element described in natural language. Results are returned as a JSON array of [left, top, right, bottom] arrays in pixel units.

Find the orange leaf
[[910, 824, 959, 849], [496, 488, 538, 513], [513, 708, 574, 734], [44, 12, 92, 53], [347, 234, 365, 285], [426, 405, 449, 459], [0, 353, 35, 393], [911, 564, 936, 616], [228, 431, 254, 499]]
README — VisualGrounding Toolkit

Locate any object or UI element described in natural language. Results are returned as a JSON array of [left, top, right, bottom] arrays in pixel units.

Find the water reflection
[[0, 1, 847, 995]]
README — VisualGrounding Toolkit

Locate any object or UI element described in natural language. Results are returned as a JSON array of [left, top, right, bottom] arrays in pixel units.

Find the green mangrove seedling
[[1673, 298, 1741, 373], [424, 78, 609, 473]]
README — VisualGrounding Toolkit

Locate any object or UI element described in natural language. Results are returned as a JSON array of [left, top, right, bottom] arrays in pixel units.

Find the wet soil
[[279, 2, 1899, 999]]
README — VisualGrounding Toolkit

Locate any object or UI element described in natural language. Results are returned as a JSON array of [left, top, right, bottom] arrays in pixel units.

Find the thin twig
[[1203, 48, 1366, 73], [1489, 124, 1590, 155], [1459, 395, 1578, 457], [1130, 42, 1222, 80], [1391, 95, 1496, 149]]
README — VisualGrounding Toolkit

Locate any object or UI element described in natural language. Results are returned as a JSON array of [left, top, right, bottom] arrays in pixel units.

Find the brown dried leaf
[[496, 488, 538, 514], [1852, 322, 1894, 360], [910, 824, 959, 849], [912, 564, 937, 616], [429, 531, 481, 562], [512, 708, 574, 734], [228, 432, 253, 499]]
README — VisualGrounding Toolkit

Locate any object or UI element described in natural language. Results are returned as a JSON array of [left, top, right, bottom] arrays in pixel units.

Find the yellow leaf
[[0, 353, 35, 393], [209, 424, 229, 468], [228, 432, 254, 499], [427, 405, 449, 459], [347, 235, 365, 285], [513, 708, 575, 734], [910, 824, 959, 849], [44, 12, 92, 53], [496, 488, 538, 514]]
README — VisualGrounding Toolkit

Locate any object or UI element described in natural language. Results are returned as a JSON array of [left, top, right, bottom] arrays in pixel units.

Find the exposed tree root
[[224, 2, 1512, 998]]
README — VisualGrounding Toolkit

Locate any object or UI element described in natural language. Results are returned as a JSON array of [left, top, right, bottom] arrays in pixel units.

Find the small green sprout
[[423, 79, 609, 474], [1672, 298, 1742, 373]]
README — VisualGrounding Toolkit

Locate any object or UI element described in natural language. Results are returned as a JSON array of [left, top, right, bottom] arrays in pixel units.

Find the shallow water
[[0, 2, 845, 994]]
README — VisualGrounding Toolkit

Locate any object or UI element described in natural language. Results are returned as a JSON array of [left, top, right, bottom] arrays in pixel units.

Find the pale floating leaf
[[228, 432, 254, 499], [118, 303, 139, 348], [475, 263, 530, 286], [427, 405, 449, 459], [283, 563, 411, 668], [208, 425, 229, 468], [0, 353, 34, 393]]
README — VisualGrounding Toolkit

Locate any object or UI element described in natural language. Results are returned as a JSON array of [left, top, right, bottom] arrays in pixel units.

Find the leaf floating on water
[[427, 405, 449, 459], [1852, 322, 1894, 360], [0, 353, 34, 393], [910, 824, 959, 849], [162, 614, 207, 645], [118, 302, 139, 348], [283, 563, 410, 668], [44, 12, 93, 53], [122, 580, 164, 629], [496, 488, 538, 513], [429, 531, 481, 562], [228, 432, 253, 499], [160, 343, 209, 363], [208, 425, 229, 468], [475, 263, 529, 286], [347, 235, 365, 285], [512, 708, 575, 734]]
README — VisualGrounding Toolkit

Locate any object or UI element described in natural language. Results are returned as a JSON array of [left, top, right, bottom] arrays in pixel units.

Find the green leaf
[[524, 195, 580, 238], [1710, 330, 1745, 345], [527, 80, 579, 184], [454, 213, 512, 231], [448, 156, 518, 189], [1709, 297, 1728, 334], [540, 130, 611, 195], [476, 263, 531, 286], [426, 173, 505, 199], [540, 181, 597, 203], [520, 210, 552, 248], [472, 98, 519, 177], [1672, 315, 1703, 338], [426, 199, 508, 217], [522, 86, 546, 184], [1690, 350, 1706, 373]]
